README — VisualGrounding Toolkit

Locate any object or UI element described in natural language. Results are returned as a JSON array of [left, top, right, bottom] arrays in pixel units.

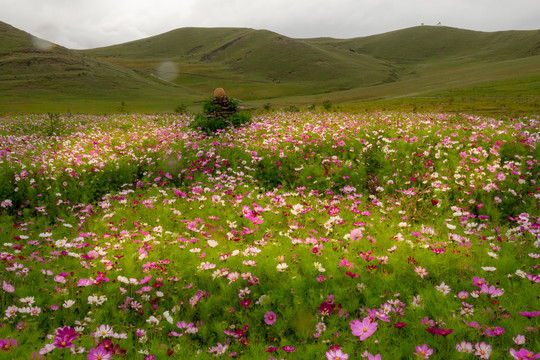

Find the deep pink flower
[[0, 339, 18, 352], [54, 326, 78, 349], [509, 348, 540, 359], [264, 311, 277, 325], [264, 346, 278, 353], [349, 317, 377, 341], [87, 345, 112, 360], [519, 311, 539, 318], [282, 346, 295, 353], [240, 298, 251, 309], [426, 327, 453, 336]]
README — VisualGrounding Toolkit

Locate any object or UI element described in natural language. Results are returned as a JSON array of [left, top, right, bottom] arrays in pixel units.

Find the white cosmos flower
[[276, 263, 288, 272], [63, 299, 76, 308], [146, 315, 160, 325], [163, 311, 173, 324]]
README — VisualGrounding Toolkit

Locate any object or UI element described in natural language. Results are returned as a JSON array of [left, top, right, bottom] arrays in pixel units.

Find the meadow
[[0, 111, 538, 359]]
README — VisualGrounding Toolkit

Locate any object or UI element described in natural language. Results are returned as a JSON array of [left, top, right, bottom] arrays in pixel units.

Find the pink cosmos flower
[[264, 311, 277, 325], [87, 345, 112, 360], [0, 338, 18, 352], [414, 266, 429, 279], [349, 317, 377, 341], [325, 348, 348, 360], [513, 334, 525, 345], [413, 344, 433, 359], [456, 341, 473, 353], [2, 281, 14, 293], [367, 354, 381, 360], [472, 276, 486, 287], [475, 342, 492, 359], [509, 348, 540, 359], [282, 346, 295, 353], [339, 259, 354, 269], [350, 228, 363, 241], [519, 311, 539, 318]]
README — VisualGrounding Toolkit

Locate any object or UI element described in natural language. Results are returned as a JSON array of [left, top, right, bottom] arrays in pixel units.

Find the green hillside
[[0, 21, 199, 113], [1, 21, 539, 114], [84, 27, 393, 100]]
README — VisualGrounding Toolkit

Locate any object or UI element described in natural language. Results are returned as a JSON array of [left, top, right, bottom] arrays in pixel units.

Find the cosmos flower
[[53, 327, 78, 349], [474, 342, 492, 359], [325, 348, 348, 360], [413, 344, 433, 359], [264, 311, 277, 325], [349, 317, 377, 341], [87, 345, 112, 360]]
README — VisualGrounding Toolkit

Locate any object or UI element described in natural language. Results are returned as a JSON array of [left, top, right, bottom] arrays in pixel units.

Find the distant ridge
[[1, 20, 539, 113]]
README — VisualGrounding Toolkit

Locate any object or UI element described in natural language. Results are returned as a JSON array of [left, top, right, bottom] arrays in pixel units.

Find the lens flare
[[155, 61, 178, 82], [31, 36, 55, 51]]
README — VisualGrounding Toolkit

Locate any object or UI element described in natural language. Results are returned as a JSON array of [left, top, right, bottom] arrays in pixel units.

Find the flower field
[[0, 112, 538, 359]]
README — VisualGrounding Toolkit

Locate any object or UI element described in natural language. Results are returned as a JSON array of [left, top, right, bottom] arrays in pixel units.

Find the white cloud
[[1, 0, 539, 49]]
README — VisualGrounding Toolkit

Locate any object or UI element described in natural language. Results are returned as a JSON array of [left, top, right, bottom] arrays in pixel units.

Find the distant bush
[[322, 100, 333, 111], [189, 97, 251, 134], [284, 105, 300, 112]]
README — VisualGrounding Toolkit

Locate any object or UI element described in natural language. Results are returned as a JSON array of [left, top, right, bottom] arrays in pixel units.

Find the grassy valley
[[1, 21, 539, 114]]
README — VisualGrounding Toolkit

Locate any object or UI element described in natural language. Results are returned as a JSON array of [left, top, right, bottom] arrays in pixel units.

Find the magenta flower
[[485, 326, 505, 337], [326, 347, 348, 360], [87, 345, 112, 360], [282, 346, 295, 353], [264, 311, 277, 325], [349, 317, 377, 341], [367, 354, 381, 360], [472, 276, 487, 287], [509, 348, 540, 359], [54, 326, 78, 349], [426, 327, 453, 336], [413, 344, 433, 359], [519, 311, 539, 318], [0, 339, 18, 352]]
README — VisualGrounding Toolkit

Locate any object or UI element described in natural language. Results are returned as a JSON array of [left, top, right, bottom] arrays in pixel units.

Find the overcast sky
[[1, 0, 539, 49]]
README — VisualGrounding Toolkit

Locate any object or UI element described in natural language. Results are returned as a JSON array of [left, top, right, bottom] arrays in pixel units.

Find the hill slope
[[1, 21, 539, 113], [0, 21, 199, 113], [83, 25, 540, 105], [84, 27, 393, 100]]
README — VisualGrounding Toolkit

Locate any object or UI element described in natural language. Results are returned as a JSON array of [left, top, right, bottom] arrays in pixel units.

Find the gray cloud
[[1, 0, 539, 49]]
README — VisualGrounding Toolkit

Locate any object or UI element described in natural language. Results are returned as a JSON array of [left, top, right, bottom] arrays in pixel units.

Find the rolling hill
[[0, 21, 198, 113], [1, 20, 539, 114]]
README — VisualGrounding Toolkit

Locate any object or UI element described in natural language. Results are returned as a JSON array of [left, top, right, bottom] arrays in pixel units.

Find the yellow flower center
[[61, 341, 66, 346], [481, 350, 485, 355], [102, 331, 106, 335], [363, 327, 367, 332], [421, 351, 425, 355]]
